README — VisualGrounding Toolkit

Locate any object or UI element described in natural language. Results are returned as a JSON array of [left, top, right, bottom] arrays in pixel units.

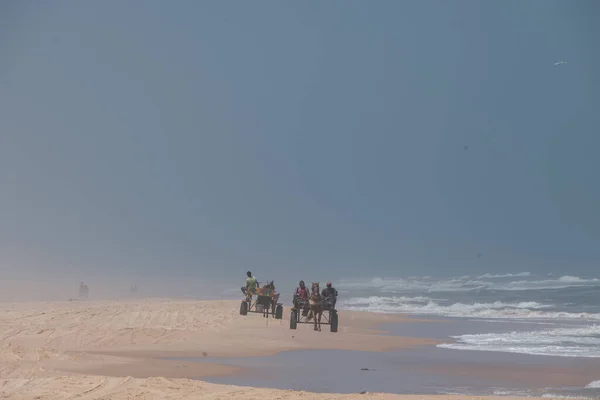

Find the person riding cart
[[321, 281, 338, 309], [288, 280, 339, 332], [241, 271, 259, 301], [292, 280, 309, 309]]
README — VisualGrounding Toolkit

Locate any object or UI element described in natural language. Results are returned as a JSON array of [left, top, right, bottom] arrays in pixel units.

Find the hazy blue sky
[[1, 0, 598, 287]]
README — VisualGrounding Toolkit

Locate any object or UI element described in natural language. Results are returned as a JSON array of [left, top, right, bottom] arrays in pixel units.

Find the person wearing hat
[[321, 281, 338, 309]]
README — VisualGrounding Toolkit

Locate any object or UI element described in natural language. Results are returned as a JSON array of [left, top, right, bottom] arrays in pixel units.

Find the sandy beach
[[0, 298, 563, 399]]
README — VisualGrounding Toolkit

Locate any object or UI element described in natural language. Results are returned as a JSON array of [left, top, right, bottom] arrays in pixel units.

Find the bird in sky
[[553, 61, 567, 66]]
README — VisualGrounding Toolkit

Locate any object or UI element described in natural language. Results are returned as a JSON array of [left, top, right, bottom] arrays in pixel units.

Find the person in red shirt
[[293, 280, 309, 308]]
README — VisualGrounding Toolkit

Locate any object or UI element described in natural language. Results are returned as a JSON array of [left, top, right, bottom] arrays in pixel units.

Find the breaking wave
[[437, 324, 600, 358], [338, 274, 600, 293], [341, 296, 600, 320], [477, 272, 531, 279], [340, 273, 600, 361], [585, 380, 600, 389]]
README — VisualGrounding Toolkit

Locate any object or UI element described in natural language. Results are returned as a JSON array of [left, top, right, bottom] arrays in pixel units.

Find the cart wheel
[[275, 304, 283, 320], [240, 301, 248, 316], [290, 309, 298, 330], [330, 310, 338, 332]]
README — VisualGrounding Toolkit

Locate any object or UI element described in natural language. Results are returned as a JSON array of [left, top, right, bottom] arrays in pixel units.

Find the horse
[[259, 281, 280, 318], [265, 281, 280, 317], [308, 282, 322, 331]]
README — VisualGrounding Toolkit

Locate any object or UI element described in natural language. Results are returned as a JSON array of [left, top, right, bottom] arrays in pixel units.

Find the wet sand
[[0, 298, 579, 399], [176, 318, 600, 398], [178, 347, 600, 397]]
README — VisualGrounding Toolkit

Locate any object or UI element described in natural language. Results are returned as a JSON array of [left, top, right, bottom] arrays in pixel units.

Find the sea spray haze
[[1, 0, 599, 289]]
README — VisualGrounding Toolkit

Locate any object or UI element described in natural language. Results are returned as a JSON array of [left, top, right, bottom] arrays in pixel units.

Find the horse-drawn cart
[[289, 298, 338, 332], [240, 285, 283, 319]]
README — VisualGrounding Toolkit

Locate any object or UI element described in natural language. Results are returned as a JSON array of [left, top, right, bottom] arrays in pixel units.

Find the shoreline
[[168, 340, 600, 397], [56, 301, 444, 379], [0, 297, 577, 399]]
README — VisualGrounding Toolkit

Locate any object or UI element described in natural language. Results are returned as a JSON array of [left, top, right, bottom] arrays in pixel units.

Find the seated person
[[293, 280, 309, 308], [241, 271, 259, 299], [321, 281, 338, 309]]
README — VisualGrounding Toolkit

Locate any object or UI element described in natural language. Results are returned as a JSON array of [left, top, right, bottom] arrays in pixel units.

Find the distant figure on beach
[[131, 284, 138, 293], [78, 282, 89, 299], [241, 271, 258, 301], [321, 281, 338, 309]]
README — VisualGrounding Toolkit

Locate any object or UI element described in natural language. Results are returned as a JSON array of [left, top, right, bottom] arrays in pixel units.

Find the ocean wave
[[343, 295, 433, 306], [338, 277, 431, 292], [477, 272, 531, 279], [338, 296, 593, 320], [585, 380, 600, 389], [469, 319, 558, 325], [502, 276, 600, 291], [437, 324, 600, 357], [338, 276, 487, 293], [338, 275, 600, 293]]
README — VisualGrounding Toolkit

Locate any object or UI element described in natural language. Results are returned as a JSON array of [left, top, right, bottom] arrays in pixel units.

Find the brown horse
[[267, 281, 280, 317], [260, 280, 280, 317], [308, 282, 322, 331]]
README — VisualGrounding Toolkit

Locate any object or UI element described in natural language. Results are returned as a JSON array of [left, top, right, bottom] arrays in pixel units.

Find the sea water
[[339, 273, 600, 358]]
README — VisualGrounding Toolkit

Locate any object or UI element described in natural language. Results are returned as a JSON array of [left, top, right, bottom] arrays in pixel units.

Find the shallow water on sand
[[172, 319, 600, 398], [178, 347, 600, 397]]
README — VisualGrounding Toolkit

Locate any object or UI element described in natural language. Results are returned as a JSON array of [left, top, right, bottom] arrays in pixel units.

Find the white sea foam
[[478, 272, 532, 279], [493, 389, 533, 396], [503, 276, 600, 291], [338, 277, 432, 292], [338, 296, 594, 320], [338, 274, 600, 293], [341, 273, 600, 361], [343, 295, 432, 306], [338, 276, 487, 293], [469, 319, 558, 325], [438, 324, 600, 357], [585, 380, 600, 389]]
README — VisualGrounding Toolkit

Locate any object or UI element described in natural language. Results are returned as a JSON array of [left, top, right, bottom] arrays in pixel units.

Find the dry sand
[[0, 298, 560, 399]]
